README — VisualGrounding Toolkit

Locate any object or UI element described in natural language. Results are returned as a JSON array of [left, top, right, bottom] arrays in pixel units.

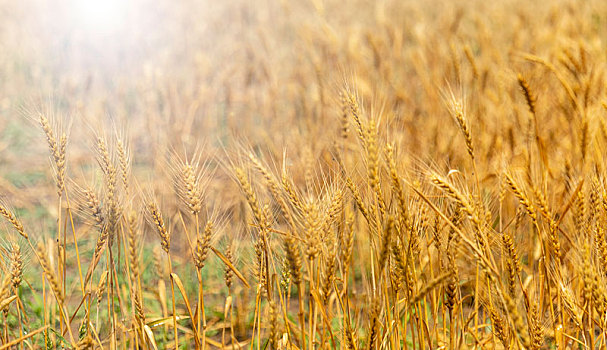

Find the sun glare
[[72, 0, 128, 36]]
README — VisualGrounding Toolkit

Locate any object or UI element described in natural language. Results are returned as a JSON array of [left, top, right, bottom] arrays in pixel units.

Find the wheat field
[[0, 0, 606, 348]]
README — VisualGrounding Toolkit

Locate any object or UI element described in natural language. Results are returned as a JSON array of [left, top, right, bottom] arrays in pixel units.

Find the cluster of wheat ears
[[3, 0, 607, 349]]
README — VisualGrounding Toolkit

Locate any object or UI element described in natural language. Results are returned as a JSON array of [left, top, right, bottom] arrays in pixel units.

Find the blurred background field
[[0, 1, 591, 206]]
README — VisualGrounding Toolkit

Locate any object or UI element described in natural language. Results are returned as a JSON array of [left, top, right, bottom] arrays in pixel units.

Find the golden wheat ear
[[145, 199, 171, 254], [36, 242, 63, 304], [168, 149, 212, 216], [39, 113, 68, 197], [0, 201, 28, 240]]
